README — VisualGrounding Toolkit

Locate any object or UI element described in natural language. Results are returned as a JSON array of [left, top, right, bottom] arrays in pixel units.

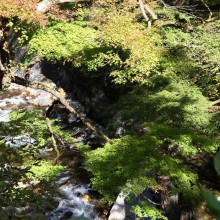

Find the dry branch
[[45, 117, 60, 162], [209, 106, 220, 112], [211, 99, 220, 106], [144, 1, 158, 20], [139, 0, 151, 28], [201, 0, 212, 21]]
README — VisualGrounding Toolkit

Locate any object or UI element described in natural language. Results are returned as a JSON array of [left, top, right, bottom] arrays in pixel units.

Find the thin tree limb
[[141, 194, 162, 206], [211, 99, 220, 106], [209, 106, 220, 112], [159, 0, 168, 8], [0, 54, 5, 71], [139, 0, 149, 22], [144, 1, 158, 20], [201, 0, 212, 21], [45, 117, 60, 163]]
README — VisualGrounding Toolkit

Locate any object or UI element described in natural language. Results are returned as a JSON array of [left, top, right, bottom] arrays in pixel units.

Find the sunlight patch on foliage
[[84, 136, 199, 203], [25, 160, 64, 184], [131, 201, 167, 220], [28, 21, 99, 63]]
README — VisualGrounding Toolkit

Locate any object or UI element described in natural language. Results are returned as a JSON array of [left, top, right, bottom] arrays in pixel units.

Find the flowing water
[[0, 83, 107, 220]]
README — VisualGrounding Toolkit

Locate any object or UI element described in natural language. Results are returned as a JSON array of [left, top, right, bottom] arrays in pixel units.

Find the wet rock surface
[[0, 83, 54, 122]]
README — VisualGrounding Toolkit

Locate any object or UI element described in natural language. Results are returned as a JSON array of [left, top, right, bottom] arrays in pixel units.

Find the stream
[[0, 83, 108, 220]]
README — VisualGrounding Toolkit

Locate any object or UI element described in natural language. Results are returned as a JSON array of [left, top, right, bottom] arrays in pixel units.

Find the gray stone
[[26, 87, 54, 106], [108, 193, 126, 220], [29, 62, 47, 83], [2, 74, 11, 88], [68, 114, 77, 123]]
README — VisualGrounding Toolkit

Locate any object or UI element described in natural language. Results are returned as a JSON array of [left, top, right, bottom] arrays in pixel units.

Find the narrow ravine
[[0, 81, 109, 220]]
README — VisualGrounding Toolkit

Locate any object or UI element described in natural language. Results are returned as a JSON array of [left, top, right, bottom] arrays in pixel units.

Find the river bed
[[0, 83, 108, 220]]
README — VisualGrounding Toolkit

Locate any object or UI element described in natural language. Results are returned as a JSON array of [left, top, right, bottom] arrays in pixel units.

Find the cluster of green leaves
[[28, 21, 99, 64], [26, 9, 219, 91], [0, 140, 31, 207], [131, 202, 167, 220], [161, 21, 220, 100], [97, 15, 164, 84], [109, 74, 212, 131], [7, 110, 51, 147], [84, 135, 199, 203], [0, 139, 51, 218], [83, 74, 219, 218], [25, 160, 65, 184], [83, 73, 218, 205], [5, 110, 77, 148], [7, 19, 40, 46], [27, 14, 164, 84]]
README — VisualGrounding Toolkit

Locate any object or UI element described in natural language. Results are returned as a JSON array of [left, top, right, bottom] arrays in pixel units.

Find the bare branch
[[141, 194, 162, 206], [139, 0, 150, 22], [144, 1, 158, 20], [0, 54, 5, 71], [211, 99, 220, 106], [159, 0, 168, 7], [45, 117, 60, 163], [201, 0, 212, 21], [139, 0, 152, 28], [209, 106, 220, 112]]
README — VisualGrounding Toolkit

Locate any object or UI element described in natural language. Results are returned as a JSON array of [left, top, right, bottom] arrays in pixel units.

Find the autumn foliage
[[0, 0, 46, 24]]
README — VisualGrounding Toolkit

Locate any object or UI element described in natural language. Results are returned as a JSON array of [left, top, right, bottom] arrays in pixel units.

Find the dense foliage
[[1, 0, 220, 219], [0, 0, 46, 24]]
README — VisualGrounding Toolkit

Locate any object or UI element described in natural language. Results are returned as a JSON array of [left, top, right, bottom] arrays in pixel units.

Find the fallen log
[[29, 82, 111, 143]]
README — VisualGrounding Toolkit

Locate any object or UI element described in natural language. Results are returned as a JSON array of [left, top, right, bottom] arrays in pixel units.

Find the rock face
[[1, 74, 11, 88], [8, 83, 55, 107], [108, 194, 126, 220], [8, 60, 57, 109], [0, 83, 55, 122], [28, 62, 48, 83]]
